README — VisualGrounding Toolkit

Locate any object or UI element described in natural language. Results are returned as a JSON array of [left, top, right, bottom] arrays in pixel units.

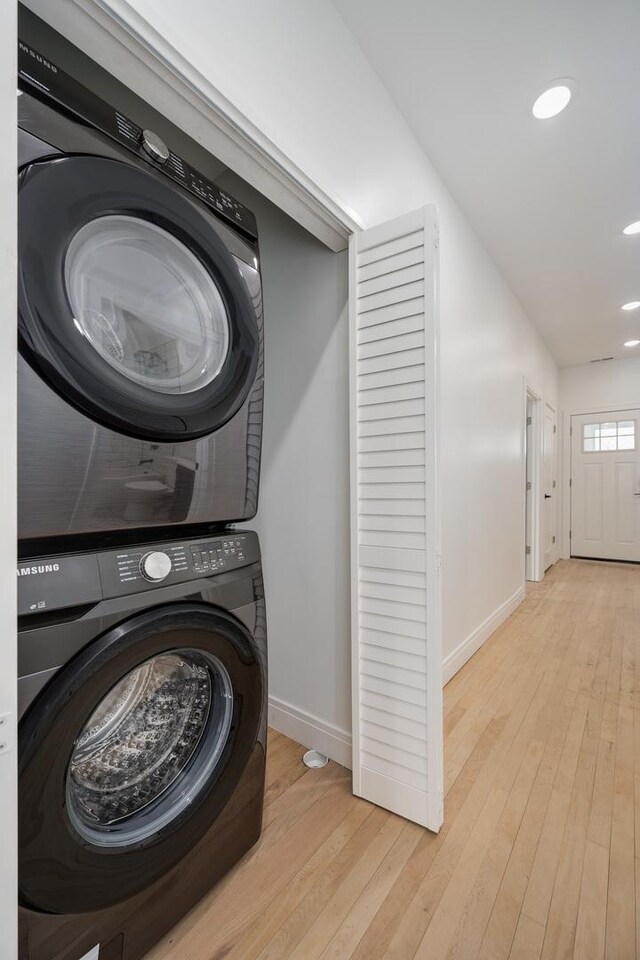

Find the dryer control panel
[[17, 532, 260, 616], [17, 39, 258, 239]]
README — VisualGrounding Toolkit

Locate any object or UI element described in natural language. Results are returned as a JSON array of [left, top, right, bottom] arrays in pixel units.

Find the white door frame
[[543, 401, 559, 571], [1, 0, 17, 947], [522, 379, 544, 582], [560, 400, 640, 558]]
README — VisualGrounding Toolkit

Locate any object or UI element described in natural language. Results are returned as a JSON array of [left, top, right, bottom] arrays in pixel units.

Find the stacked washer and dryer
[[17, 27, 266, 960]]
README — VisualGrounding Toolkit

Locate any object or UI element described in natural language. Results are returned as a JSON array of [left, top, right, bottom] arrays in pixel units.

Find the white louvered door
[[349, 206, 443, 831]]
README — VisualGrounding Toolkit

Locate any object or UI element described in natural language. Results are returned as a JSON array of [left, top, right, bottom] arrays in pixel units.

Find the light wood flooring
[[147, 558, 640, 960]]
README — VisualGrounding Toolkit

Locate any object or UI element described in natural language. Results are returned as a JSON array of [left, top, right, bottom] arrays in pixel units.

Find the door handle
[[544, 494, 551, 499]]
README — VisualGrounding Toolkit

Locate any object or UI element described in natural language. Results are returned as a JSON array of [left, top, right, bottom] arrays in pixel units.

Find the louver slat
[[350, 206, 443, 831]]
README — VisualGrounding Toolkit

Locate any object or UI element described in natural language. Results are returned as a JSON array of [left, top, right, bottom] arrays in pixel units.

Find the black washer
[[19, 603, 264, 914]]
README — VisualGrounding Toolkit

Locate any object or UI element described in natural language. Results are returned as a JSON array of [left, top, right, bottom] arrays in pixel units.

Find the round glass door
[[19, 602, 264, 914], [66, 650, 233, 846], [18, 155, 260, 441], [64, 216, 230, 395]]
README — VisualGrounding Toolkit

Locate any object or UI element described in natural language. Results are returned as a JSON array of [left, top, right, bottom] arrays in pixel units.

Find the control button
[[140, 551, 172, 582], [140, 129, 170, 164]]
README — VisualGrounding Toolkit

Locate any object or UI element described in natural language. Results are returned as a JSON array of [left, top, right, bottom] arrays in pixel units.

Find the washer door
[[18, 155, 259, 442], [19, 603, 264, 914]]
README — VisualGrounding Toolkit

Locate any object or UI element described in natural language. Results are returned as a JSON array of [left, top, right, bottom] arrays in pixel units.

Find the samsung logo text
[[17, 564, 60, 577]]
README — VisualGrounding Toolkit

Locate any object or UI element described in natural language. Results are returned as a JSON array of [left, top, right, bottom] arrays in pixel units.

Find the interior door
[[349, 206, 443, 831], [543, 404, 557, 570], [571, 410, 640, 561]]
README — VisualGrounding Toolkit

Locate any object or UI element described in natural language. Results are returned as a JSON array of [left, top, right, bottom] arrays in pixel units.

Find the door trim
[[25, 0, 361, 252], [523, 381, 543, 582], [543, 401, 558, 572], [0, 3, 17, 947]]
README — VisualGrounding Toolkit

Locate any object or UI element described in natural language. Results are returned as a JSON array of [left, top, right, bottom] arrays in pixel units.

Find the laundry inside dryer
[[64, 215, 231, 394]]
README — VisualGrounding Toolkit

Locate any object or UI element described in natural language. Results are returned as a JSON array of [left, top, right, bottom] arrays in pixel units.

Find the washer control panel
[[101, 533, 257, 597], [190, 537, 247, 575], [18, 532, 260, 615]]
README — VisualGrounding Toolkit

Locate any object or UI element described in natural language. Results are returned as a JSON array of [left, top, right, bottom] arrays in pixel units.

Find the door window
[[582, 420, 636, 452], [64, 216, 230, 394], [66, 649, 233, 846]]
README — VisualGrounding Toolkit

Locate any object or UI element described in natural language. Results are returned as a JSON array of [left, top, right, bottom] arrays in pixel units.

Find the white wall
[[1, 0, 17, 951], [559, 357, 640, 557], [22, 0, 558, 754], [560, 356, 640, 413], [438, 214, 557, 678]]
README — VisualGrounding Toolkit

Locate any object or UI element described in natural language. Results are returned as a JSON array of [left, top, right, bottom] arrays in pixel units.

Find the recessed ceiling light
[[532, 84, 572, 119], [623, 221, 640, 236], [624, 339, 640, 347], [622, 301, 640, 311]]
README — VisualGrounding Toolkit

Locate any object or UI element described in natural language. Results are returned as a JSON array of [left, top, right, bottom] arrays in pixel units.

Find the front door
[[543, 404, 557, 570], [571, 410, 640, 561]]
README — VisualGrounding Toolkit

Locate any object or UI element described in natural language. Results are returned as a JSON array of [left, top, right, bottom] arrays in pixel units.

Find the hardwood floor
[[146, 559, 639, 960]]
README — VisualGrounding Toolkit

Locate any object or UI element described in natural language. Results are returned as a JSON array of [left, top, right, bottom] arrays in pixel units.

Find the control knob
[[140, 551, 172, 582], [140, 129, 170, 165]]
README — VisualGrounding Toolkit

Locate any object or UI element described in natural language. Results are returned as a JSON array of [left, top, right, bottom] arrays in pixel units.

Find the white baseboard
[[442, 584, 526, 685], [269, 585, 526, 763], [268, 696, 352, 769]]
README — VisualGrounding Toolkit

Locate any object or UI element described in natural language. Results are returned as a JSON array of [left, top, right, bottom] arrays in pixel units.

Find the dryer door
[[19, 603, 264, 914], [18, 155, 259, 442]]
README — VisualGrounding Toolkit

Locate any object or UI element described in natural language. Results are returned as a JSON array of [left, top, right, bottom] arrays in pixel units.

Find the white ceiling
[[332, 0, 640, 367]]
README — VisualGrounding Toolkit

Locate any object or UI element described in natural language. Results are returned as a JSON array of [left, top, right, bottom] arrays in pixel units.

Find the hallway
[[148, 559, 640, 960]]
